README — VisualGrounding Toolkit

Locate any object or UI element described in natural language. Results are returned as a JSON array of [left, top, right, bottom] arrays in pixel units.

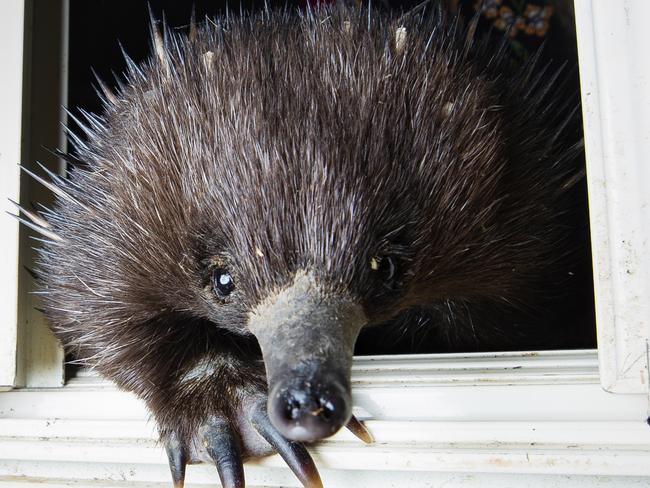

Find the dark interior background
[[69, 0, 236, 120]]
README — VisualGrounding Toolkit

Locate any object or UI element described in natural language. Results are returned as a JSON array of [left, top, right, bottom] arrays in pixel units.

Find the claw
[[165, 432, 187, 488], [250, 402, 323, 488], [203, 418, 245, 488], [346, 415, 374, 444]]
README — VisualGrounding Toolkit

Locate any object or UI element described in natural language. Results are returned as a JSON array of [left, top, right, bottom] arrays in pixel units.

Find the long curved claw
[[250, 402, 323, 488], [203, 418, 246, 488], [165, 432, 187, 488], [346, 415, 374, 444]]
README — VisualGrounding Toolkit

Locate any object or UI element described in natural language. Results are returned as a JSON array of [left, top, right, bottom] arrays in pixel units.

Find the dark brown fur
[[34, 4, 590, 464]]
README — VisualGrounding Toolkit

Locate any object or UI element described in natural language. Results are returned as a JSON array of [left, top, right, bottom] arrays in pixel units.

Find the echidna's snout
[[249, 272, 366, 442], [268, 364, 351, 442]]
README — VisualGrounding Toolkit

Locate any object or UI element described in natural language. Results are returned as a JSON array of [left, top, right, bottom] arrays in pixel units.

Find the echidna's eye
[[369, 256, 396, 283], [212, 268, 234, 297]]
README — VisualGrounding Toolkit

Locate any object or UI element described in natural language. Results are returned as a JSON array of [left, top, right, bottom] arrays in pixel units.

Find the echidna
[[17, 4, 591, 487]]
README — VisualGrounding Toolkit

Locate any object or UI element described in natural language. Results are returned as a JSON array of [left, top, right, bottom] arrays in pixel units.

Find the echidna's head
[[37, 9, 563, 445]]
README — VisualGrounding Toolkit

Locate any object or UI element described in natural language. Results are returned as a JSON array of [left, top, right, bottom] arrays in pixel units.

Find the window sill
[[1, 350, 649, 487]]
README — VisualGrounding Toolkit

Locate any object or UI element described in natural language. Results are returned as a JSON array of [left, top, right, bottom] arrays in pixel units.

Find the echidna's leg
[[160, 376, 370, 487], [147, 327, 371, 487]]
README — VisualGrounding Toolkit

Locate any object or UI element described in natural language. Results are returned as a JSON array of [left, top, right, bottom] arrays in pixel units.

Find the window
[[1, 0, 649, 486]]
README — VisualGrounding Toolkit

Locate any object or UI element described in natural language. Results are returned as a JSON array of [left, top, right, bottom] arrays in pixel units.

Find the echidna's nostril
[[268, 379, 351, 442], [318, 399, 334, 421], [286, 396, 303, 421]]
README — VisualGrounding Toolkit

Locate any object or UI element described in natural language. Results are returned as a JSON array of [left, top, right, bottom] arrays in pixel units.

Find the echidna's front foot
[[163, 392, 372, 488], [163, 395, 321, 488]]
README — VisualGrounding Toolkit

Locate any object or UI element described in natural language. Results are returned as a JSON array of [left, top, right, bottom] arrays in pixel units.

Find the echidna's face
[[143, 109, 411, 439], [185, 152, 422, 440]]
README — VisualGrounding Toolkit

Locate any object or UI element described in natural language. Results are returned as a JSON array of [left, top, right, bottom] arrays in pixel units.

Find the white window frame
[[1, 0, 649, 486], [0, 0, 66, 391], [0, 0, 24, 391], [574, 0, 650, 395]]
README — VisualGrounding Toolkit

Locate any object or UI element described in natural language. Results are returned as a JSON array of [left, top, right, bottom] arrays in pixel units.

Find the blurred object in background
[[448, 0, 577, 63]]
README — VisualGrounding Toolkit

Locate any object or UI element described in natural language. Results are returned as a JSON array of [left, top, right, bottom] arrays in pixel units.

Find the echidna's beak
[[249, 272, 366, 442]]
